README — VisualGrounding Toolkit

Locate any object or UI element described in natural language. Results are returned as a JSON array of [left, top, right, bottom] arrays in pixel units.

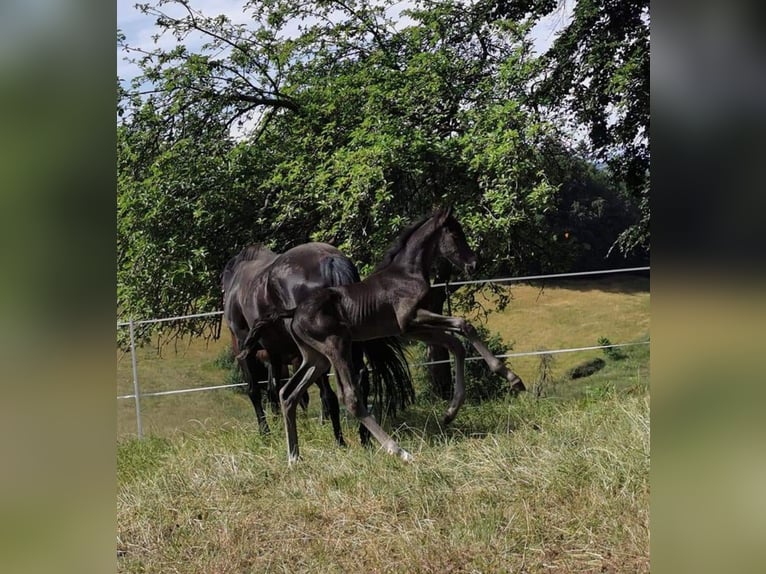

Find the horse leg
[[238, 353, 270, 435], [279, 352, 331, 464], [316, 374, 346, 447], [410, 309, 525, 393], [357, 366, 372, 446], [405, 328, 467, 425], [297, 367, 310, 412], [325, 336, 413, 463], [350, 342, 371, 446], [266, 360, 281, 414], [288, 293, 410, 462]]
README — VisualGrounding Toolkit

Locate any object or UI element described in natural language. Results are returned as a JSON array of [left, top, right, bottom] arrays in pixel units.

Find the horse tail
[[320, 254, 361, 286], [361, 336, 415, 418]]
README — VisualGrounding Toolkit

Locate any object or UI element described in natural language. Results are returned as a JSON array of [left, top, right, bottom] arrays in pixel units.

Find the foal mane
[[372, 209, 446, 273]]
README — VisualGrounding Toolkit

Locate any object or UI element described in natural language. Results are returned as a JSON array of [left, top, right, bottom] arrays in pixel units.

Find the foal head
[[432, 207, 478, 275]]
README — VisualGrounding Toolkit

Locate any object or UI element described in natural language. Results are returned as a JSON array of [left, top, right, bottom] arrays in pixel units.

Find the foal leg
[[265, 359, 281, 414], [406, 328, 467, 425], [410, 309, 525, 393], [316, 374, 346, 447], [326, 336, 413, 462]]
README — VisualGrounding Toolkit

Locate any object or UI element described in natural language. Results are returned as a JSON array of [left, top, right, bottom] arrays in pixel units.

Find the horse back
[[267, 242, 359, 309]]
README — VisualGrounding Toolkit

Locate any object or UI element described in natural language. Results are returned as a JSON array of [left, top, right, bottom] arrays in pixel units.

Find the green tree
[[531, 0, 650, 255], [117, 96, 271, 337], [117, 0, 646, 343]]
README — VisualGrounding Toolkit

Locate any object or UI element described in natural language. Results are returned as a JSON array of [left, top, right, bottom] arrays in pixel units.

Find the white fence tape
[[117, 310, 223, 328], [117, 267, 649, 328], [431, 266, 649, 288], [420, 340, 650, 366]]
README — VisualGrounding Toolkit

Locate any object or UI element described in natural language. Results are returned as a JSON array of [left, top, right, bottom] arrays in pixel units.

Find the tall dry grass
[[118, 377, 649, 573]]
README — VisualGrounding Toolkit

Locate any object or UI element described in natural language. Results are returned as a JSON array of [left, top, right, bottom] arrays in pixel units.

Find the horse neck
[[389, 222, 441, 280]]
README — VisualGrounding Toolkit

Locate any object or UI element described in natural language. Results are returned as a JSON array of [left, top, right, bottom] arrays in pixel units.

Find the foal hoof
[[399, 449, 414, 463], [442, 405, 460, 426], [385, 442, 414, 463], [509, 375, 526, 395]]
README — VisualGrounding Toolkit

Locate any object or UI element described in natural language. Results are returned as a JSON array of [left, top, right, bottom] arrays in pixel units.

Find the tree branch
[[231, 93, 300, 113]]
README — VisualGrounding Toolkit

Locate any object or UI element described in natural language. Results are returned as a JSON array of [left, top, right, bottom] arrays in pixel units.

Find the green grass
[[118, 372, 649, 572], [117, 277, 649, 572], [117, 335, 253, 437], [477, 274, 649, 384]]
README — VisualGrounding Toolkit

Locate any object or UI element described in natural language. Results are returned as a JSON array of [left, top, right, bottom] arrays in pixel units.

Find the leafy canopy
[[118, 0, 648, 337]]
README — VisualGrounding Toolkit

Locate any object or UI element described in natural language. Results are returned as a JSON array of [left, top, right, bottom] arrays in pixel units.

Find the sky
[[117, 0, 573, 86], [117, 0, 265, 84]]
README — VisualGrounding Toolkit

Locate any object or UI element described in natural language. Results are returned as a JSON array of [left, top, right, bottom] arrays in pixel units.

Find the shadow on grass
[[382, 396, 538, 448]]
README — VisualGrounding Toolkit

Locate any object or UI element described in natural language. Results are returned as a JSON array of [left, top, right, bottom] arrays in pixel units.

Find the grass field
[[117, 275, 649, 573], [477, 275, 649, 388]]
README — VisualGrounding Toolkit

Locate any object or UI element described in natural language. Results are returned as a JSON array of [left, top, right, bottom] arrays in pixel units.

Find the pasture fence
[[117, 266, 649, 438]]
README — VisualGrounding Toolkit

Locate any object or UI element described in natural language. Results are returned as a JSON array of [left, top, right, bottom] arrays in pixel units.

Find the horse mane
[[237, 244, 272, 263], [221, 244, 275, 292], [372, 211, 438, 273]]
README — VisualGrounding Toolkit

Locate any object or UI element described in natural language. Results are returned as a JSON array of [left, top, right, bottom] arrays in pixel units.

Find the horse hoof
[[384, 442, 413, 462], [442, 409, 458, 426]]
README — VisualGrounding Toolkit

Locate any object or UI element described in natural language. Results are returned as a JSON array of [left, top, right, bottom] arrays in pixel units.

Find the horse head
[[432, 207, 478, 275]]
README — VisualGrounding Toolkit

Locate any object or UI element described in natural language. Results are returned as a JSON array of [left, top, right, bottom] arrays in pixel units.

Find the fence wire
[[116, 340, 649, 401], [117, 266, 649, 411]]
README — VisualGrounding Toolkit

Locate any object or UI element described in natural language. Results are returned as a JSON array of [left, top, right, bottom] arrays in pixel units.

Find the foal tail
[[237, 310, 294, 359], [362, 336, 415, 418]]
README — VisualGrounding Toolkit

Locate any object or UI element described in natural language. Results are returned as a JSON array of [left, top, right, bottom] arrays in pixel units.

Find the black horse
[[222, 242, 413, 445], [242, 207, 525, 463]]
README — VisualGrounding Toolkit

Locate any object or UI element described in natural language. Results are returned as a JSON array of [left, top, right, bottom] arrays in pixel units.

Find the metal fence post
[[128, 318, 143, 439]]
